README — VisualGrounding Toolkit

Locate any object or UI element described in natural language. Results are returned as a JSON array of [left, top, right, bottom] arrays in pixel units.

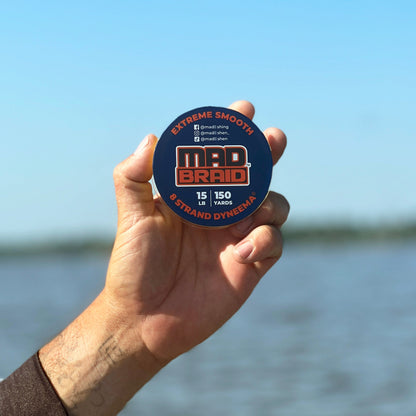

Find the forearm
[[39, 291, 165, 416]]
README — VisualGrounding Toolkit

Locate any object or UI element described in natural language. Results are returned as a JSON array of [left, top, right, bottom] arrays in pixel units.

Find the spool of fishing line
[[153, 106, 272, 227]]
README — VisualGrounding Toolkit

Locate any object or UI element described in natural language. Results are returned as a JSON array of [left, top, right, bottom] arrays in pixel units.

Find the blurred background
[[1, 1, 415, 415]]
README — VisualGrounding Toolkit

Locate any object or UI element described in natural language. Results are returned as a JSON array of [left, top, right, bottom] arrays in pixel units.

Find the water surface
[[1, 241, 416, 415]]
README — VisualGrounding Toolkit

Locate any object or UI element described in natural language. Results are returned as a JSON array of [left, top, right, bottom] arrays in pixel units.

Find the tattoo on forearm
[[99, 336, 125, 366], [43, 332, 126, 412]]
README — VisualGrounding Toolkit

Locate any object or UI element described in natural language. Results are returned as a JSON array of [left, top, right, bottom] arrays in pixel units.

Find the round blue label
[[153, 106, 272, 227]]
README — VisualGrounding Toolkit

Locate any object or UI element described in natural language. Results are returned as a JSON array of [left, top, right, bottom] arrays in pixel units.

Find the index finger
[[228, 100, 287, 165]]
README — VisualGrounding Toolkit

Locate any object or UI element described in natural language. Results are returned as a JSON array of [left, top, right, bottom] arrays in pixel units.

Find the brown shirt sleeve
[[0, 353, 68, 415]]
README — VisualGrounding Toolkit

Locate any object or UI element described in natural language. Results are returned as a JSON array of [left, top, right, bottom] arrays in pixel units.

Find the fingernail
[[235, 241, 254, 260], [134, 135, 150, 155]]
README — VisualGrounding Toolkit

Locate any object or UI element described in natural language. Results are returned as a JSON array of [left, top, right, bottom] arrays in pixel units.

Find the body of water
[[1, 241, 416, 415]]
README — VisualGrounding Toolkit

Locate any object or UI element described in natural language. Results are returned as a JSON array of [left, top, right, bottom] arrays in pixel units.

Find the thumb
[[113, 134, 158, 223]]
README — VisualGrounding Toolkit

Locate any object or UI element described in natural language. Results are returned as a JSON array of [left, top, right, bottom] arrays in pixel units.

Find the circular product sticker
[[153, 106, 273, 227]]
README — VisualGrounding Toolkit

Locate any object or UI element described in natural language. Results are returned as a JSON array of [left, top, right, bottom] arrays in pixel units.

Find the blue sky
[[1, 1, 415, 242]]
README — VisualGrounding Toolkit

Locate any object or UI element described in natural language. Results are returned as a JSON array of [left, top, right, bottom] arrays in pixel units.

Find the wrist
[[39, 291, 165, 416]]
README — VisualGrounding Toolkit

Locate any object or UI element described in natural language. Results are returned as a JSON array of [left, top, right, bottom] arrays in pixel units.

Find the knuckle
[[256, 225, 283, 260], [113, 162, 126, 185], [267, 127, 287, 145], [263, 192, 290, 225], [277, 193, 290, 215], [255, 224, 276, 247], [267, 231, 283, 261]]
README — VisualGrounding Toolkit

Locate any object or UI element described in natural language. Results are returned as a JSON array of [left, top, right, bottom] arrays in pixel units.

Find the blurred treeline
[[1, 221, 416, 256]]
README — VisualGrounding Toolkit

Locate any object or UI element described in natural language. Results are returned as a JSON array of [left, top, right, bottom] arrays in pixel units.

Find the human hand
[[104, 100, 289, 362], [39, 101, 289, 415]]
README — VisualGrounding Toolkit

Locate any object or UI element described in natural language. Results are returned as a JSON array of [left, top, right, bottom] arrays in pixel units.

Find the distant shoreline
[[0, 238, 113, 257], [1, 222, 416, 256], [283, 222, 416, 244]]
